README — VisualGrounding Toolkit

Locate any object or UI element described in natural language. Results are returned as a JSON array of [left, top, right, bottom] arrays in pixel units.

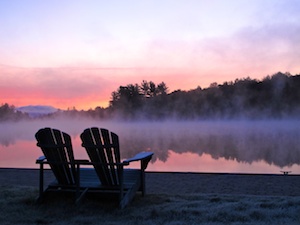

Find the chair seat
[[48, 168, 141, 191]]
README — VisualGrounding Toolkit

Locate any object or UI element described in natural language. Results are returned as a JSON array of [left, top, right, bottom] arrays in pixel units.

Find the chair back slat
[[81, 127, 121, 186], [35, 128, 76, 185]]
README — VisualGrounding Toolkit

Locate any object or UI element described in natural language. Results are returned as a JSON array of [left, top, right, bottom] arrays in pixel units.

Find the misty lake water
[[1, 119, 300, 174]]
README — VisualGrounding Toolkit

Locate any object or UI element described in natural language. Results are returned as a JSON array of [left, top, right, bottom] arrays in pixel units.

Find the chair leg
[[141, 171, 146, 196], [75, 188, 89, 204], [140, 157, 151, 196], [37, 163, 45, 203], [119, 178, 141, 209]]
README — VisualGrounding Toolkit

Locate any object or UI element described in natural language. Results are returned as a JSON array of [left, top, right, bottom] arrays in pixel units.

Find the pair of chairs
[[35, 127, 153, 208]]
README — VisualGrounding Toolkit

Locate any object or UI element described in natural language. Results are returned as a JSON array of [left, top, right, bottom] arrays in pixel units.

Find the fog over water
[[1, 118, 300, 172]]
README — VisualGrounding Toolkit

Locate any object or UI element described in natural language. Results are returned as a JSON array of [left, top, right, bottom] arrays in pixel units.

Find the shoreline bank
[[1, 168, 300, 196]]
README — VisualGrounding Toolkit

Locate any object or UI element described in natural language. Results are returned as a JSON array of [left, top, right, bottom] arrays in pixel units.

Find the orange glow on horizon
[[1, 65, 299, 110], [0, 95, 109, 110]]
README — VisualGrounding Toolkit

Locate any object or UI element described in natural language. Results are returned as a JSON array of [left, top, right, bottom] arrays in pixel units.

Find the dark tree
[[109, 84, 142, 118], [0, 103, 29, 121]]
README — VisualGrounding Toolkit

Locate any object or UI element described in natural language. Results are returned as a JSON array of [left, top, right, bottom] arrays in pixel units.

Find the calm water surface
[[1, 119, 300, 174]]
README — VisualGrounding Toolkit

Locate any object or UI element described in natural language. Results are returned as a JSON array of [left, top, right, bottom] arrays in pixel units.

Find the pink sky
[[1, 0, 299, 110]]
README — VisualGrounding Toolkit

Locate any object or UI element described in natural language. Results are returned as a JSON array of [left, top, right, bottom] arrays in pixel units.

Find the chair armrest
[[123, 152, 154, 163], [36, 156, 46, 163]]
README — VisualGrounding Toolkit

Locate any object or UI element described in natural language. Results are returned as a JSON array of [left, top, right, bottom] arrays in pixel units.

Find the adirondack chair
[[80, 127, 153, 208], [35, 127, 92, 203]]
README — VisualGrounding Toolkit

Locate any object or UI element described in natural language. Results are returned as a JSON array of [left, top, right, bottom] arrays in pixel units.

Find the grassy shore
[[1, 185, 300, 225]]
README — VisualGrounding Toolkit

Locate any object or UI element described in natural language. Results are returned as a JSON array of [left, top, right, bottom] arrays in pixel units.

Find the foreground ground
[[0, 169, 300, 224]]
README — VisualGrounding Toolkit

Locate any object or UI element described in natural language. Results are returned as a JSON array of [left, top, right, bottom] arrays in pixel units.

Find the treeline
[[1, 72, 300, 120], [106, 72, 300, 120], [0, 103, 30, 121]]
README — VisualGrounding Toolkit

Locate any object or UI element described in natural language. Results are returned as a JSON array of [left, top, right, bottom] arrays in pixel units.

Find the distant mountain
[[16, 105, 59, 118]]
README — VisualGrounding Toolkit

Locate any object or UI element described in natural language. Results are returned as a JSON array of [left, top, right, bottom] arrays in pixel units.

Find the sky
[[0, 0, 300, 110]]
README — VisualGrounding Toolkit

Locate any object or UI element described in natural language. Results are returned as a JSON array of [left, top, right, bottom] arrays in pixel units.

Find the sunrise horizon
[[1, 63, 299, 111], [1, 1, 299, 111], [2, 64, 297, 111]]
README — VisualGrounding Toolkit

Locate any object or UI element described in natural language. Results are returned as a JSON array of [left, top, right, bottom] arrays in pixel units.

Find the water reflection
[[1, 120, 300, 173], [144, 151, 300, 174], [117, 120, 300, 168]]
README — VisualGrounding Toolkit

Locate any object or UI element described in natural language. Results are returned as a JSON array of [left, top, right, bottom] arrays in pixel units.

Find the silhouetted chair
[[80, 127, 153, 208], [35, 127, 93, 203]]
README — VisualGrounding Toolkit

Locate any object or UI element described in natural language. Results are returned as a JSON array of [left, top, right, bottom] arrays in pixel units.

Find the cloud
[[227, 23, 300, 74], [140, 21, 300, 80]]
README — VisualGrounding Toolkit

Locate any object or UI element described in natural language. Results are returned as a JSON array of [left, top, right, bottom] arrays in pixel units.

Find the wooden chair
[[35, 127, 92, 203], [80, 127, 153, 208]]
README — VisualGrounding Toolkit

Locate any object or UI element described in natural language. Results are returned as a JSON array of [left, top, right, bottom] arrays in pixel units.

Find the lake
[[1, 119, 300, 174]]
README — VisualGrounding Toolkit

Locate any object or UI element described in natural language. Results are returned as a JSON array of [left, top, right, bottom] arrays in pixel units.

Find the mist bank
[[1, 118, 300, 168]]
